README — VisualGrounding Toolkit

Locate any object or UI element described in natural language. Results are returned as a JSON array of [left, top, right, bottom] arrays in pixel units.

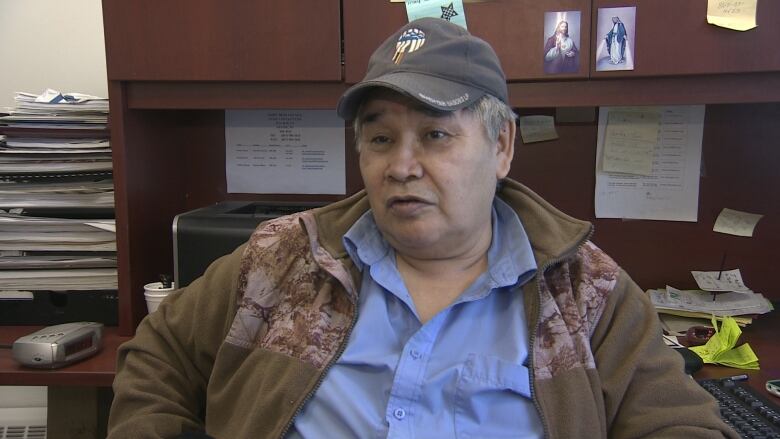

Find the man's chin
[[384, 229, 441, 255]]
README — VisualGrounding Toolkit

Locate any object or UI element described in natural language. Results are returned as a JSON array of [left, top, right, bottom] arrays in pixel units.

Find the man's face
[[356, 90, 513, 259], [558, 22, 568, 34]]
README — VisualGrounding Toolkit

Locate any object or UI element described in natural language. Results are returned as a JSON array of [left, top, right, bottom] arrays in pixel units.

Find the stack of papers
[[0, 212, 117, 292], [0, 179, 114, 209], [0, 268, 118, 291], [689, 316, 759, 370], [0, 90, 112, 176], [0, 213, 116, 251], [0, 90, 116, 296], [0, 90, 108, 129], [648, 269, 773, 334]]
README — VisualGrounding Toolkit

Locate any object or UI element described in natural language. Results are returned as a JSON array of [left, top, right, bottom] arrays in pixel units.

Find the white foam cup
[[143, 281, 176, 314]]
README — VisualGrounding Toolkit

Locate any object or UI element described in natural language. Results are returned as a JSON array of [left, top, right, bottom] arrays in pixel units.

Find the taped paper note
[[713, 208, 763, 237], [707, 0, 757, 31], [405, 0, 467, 29], [518, 115, 558, 144]]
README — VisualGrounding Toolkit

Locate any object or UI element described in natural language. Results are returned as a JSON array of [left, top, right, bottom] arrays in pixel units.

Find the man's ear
[[495, 119, 515, 179]]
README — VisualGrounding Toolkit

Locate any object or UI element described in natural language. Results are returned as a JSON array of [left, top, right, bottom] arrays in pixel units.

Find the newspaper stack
[[648, 269, 773, 334]]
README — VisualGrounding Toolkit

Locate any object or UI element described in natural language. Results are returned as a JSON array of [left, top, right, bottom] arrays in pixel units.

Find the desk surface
[[0, 326, 130, 387]]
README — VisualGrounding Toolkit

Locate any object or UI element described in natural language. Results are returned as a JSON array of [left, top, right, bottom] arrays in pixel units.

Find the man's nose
[[385, 137, 423, 182]]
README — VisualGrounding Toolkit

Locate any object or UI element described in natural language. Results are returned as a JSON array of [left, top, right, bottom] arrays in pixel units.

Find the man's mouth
[[386, 195, 432, 213]]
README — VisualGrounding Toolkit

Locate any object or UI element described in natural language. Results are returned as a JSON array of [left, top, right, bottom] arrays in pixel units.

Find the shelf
[[507, 71, 780, 108], [0, 326, 130, 387]]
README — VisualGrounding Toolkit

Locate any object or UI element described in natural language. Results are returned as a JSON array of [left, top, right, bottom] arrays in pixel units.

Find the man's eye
[[371, 135, 391, 144], [427, 130, 448, 140]]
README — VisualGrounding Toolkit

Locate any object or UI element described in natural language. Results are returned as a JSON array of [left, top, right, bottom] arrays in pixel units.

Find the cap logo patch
[[392, 28, 426, 64]]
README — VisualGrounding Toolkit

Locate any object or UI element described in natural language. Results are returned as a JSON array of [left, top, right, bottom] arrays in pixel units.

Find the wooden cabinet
[[102, 0, 342, 81], [343, 0, 592, 83], [591, 0, 780, 78], [102, 0, 780, 334]]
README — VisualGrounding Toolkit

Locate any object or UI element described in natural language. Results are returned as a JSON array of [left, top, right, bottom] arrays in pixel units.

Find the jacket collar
[[309, 178, 593, 270]]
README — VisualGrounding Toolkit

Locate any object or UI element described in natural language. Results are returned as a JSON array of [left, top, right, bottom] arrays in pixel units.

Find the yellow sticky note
[[689, 316, 760, 369], [707, 0, 758, 31]]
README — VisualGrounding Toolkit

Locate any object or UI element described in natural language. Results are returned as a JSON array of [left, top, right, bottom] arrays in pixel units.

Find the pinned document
[[707, 0, 757, 31], [405, 0, 467, 29], [225, 110, 346, 195], [518, 115, 558, 144], [594, 105, 705, 221], [713, 208, 764, 237], [691, 269, 752, 293]]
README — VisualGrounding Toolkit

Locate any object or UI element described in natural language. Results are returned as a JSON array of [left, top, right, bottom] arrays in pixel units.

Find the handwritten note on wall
[[601, 110, 661, 176], [518, 115, 559, 144], [706, 0, 758, 31], [713, 208, 764, 237]]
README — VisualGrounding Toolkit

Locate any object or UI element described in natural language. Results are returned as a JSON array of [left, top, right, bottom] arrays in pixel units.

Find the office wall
[[0, 0, 108, 110]]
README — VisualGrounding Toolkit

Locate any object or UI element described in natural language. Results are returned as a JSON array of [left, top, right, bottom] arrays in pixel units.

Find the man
[[108, 18, 736, 438]]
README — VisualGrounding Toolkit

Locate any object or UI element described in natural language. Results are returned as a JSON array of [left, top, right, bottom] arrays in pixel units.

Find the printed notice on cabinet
[[594, 105, 705, 221], [225, 110, 346, 194]]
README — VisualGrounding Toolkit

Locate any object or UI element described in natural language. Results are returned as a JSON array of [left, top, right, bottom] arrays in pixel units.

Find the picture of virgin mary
[[595, 6, 635, 71]]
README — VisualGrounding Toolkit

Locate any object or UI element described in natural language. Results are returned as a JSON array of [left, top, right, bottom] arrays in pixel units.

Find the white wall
[[0, 0, 108, 110], [0, 0, 107, 406]]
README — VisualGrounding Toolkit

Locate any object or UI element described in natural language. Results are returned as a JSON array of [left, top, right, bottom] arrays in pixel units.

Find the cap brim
[[337, 71, 485, 120]]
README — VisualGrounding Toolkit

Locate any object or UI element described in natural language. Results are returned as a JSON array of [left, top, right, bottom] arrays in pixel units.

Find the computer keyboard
[[699, 378, 780, 438]]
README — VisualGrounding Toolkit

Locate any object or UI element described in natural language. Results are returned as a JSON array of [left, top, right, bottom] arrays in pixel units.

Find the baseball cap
[[337, 17, 508, 120]]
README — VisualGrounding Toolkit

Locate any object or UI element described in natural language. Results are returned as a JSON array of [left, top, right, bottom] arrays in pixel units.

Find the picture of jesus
[[543, 11, 581, 75]]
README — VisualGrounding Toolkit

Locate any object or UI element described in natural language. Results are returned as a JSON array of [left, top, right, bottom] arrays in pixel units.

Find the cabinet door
[[103, 0, 341, 81], [591, 0, 780, 77], [343, 0, 591, 83]]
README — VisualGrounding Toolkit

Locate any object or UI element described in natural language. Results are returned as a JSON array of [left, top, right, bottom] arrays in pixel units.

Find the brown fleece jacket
[[107, 179, 737, 438]]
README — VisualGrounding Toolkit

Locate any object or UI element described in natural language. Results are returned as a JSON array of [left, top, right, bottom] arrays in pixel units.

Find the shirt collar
[[342, 198, 537, 286]]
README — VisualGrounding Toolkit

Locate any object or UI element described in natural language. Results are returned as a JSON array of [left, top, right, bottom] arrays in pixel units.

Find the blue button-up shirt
[[288, 198, 543, 438]]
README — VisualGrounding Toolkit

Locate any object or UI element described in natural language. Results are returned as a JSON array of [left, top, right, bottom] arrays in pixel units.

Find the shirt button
[[410, 349, 421, 359], [393, 408, 406, 420]]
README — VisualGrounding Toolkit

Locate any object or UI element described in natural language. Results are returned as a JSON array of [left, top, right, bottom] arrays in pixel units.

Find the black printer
[[172, 201, 324, 288]]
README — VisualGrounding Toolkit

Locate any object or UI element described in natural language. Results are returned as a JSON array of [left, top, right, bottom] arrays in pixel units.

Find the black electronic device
[[698, 378, 780, 438], [0, 290, 118, 325], [172, 201, 324, 288], [673, 347, 704, 375]]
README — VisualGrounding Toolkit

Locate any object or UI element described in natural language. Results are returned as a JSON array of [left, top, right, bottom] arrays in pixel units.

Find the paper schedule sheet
[[225, 110, 346, 194], [595, 105, 705, 221]]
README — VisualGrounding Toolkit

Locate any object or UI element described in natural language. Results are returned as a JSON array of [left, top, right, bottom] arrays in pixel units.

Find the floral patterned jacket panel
[[225, 213, 355, 370], [226, 212, 619, 378], [533, 241, 620, 380]]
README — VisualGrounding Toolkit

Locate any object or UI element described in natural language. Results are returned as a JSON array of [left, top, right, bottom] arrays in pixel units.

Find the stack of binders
[[0, 90, 118, 325]]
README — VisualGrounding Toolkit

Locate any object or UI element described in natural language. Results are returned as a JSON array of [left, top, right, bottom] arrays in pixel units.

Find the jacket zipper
[[277, 278, 360, 438], [527, 225, 594, 439]]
